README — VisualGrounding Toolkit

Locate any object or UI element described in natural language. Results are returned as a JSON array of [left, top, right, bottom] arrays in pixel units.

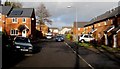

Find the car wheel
[[80, 39, 85, 43]]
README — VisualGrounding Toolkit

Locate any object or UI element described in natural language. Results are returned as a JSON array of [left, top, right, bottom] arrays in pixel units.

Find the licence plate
[[58, 39, 61, 41], [21, 49, 28, 51]]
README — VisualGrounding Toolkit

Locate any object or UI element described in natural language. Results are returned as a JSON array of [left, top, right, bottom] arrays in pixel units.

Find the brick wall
[[6, 17, 32, 37]]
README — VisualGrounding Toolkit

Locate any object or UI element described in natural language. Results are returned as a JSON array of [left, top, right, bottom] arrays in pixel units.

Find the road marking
[[64, 42, 94, 69]]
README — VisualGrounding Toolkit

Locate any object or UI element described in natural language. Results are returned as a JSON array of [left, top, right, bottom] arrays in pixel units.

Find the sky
[[1, 0, 120, 29]]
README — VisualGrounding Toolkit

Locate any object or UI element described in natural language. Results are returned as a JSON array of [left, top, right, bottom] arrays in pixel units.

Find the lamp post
[[67, 6, 78, 41]]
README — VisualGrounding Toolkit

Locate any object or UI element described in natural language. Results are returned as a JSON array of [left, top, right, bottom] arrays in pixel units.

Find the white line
[[64, 42, 94, 69]]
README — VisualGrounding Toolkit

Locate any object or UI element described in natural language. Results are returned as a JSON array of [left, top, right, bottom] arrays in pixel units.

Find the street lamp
[[67, 6, 78, 41]]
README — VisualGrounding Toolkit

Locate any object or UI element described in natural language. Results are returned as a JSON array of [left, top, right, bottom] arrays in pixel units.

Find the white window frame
[[10, 29, 18, 35], [22, 18, 26, 23], [86, 27, 88, 29], [104, 21, 107, 25], [98, 23, 101, 26], [12, 18, 18, 23]]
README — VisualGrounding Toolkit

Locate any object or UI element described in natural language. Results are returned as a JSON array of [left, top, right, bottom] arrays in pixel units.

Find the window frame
[[22, 18, 26, 23], [10, 29, 18, 35], [12, 18, 18, 23]]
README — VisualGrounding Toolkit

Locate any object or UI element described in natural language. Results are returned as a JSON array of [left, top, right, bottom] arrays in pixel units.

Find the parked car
[[55, 35, 64, 42], [46, 33, 53, 39], [13, 36, 33, 53], [79, 34, 95, 43]]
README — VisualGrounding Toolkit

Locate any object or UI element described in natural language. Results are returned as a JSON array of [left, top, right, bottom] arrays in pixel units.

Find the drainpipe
[[113, 34, 117, 48], [104, 34, 108, 45]]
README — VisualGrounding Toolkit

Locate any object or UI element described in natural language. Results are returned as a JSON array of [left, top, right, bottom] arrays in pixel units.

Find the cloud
[[2, 0, 120, 2], [1, 0, 119, 28]]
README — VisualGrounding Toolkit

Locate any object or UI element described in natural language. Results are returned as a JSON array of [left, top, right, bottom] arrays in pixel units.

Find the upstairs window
[[98, 23, 101, 26], [12, 18, 17, 23], [104, 21, 107, 25], [22, 18, 26, 23]]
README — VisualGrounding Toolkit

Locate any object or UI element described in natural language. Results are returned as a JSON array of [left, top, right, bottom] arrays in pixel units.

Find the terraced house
[[6, 8, 36, 38], [84, 6, 120, 48]]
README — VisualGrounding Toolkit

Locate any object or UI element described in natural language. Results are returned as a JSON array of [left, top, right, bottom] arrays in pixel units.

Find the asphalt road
[[11, 39, 91, 69], [9, 38, 120, 69]]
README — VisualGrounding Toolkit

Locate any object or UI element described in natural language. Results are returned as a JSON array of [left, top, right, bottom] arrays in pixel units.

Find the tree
[[11, 2, 22, 8], [36, 3, 52, 31], [4, 1, 11, 6], [4, 0, 22, 8]]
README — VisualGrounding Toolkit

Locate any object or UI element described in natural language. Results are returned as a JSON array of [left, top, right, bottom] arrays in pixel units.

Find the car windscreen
[[15, 37, 30, 43], [56, 36, 63, 38]]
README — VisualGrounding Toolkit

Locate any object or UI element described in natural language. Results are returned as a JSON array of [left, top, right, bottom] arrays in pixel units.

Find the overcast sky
[[1, 0, 120, 29]]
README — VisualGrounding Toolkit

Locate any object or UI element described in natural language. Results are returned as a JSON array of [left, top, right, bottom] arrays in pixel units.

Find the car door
[[83, 35, 90, 42], [89, 35, 94, 41]]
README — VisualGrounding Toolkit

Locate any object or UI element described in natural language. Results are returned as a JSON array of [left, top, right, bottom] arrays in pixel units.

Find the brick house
[[85, 6, 120, 48], [6, 8, 36, 38], [0, 6, 12, 32], [73, 22, 89, 36]]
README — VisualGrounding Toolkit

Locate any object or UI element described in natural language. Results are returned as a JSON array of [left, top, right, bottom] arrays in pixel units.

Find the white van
[[46, 33, 53, 39]]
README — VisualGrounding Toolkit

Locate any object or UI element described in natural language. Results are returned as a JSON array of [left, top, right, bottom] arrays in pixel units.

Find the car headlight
[[29, 47, 32, 49], [16, 46, 20, 48]]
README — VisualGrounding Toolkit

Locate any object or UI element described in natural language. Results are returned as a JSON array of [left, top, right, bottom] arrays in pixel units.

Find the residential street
[[8, 38, 120, 69]]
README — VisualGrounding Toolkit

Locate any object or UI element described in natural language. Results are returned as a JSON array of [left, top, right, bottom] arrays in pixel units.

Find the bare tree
[[11, 2, 22, 8], [36, 3, 52, 30], [4, 0, 22, 8]]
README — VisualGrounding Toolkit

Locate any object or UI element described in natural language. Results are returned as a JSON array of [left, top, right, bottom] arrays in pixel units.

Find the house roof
[[49, 27, 59, 30], [62, 26, 72, 29], [85, 6, 120, 26], [0, 6, 12, 15], [74, 22, 90, 28], [8, 8, 34, 17]]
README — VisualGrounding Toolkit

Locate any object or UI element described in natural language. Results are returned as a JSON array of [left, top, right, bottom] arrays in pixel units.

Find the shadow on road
[[32, 44, 42, 54], [2, 49, 25, 69]]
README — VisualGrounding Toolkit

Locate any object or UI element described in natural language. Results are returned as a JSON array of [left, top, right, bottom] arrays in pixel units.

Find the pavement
[[65, 39, 120, 65]]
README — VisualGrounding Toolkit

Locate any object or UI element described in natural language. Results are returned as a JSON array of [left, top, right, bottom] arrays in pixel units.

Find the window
[[111, 20, 113, 24], [89, 26, 91, 28], [12, 18, 17, 23], [22, 18, 26, 23], [94, 24, 97, 27], [104, 21, 107, 25], [10, 29, 18, 35], [98, 23, 101, 26], [84, 35, 88, 38], [78, 28, 80, 30]]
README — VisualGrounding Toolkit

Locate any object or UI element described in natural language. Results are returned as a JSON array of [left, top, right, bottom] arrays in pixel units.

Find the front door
[[22, 29, 26, 37]]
